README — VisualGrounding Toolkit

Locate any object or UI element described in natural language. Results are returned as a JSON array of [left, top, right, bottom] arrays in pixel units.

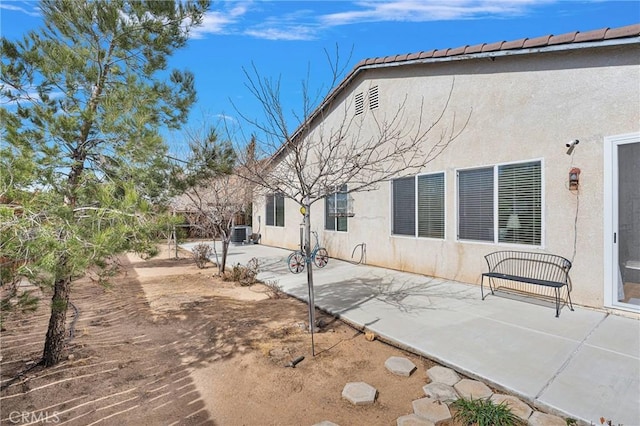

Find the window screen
[[325, 185, 348, 232], [265, 194, 275, 226], [266, 193, 285, 227], [458, 161, 542, 245], [418, 173, 445, 239], [498, 162, 541, 245], [392, 177, 415, 236], [458, 168, 494, 241]]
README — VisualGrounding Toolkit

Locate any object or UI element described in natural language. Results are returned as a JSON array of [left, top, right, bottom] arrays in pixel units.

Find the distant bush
[[191, 243, 213, 269], [224, 257, 260, 285]]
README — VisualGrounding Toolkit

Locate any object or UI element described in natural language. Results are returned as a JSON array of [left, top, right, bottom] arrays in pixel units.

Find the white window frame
[[265, 193, 285, 227], [456, 159, 545, 247], [604, 132, 640, 312]]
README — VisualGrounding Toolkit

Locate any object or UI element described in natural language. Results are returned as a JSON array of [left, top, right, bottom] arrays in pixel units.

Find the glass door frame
[[604, 132, 640, 312]]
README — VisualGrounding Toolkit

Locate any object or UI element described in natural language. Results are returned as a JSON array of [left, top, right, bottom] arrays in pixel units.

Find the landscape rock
[[426, 366, 461, 386], [385, 356, 417, 377], [412, 397, 452, 425], [396, 414, 435, 426], [422, 382, 459, 403], [527, 411, 567, 426], [453, 378, 493, 400], [490, 394, 532, 421], [341, 382, 377, 405]]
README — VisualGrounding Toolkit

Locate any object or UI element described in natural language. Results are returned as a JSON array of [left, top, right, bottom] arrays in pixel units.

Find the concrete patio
[[183, 242, 640, 425]]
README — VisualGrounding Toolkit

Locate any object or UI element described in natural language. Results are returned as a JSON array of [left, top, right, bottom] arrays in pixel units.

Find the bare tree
[[171, 172, 250, 275], [169, 124, 247, 275], [233, 50, 471, 354]]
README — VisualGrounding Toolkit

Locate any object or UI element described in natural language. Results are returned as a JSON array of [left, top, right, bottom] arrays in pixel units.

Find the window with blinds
[[418, 173, 445, 239], [275, 194, 285, 227], [325, 185, 348, 232], [458, 168, 494, 241], [392, 177, 415, 235], [355, 92, 364, 115], [266, 193, 285, 227], [392, 173, 445, 238], [457, 160, 542, 245], [265, 194, 274, 226], [498, 162, 541, 245]]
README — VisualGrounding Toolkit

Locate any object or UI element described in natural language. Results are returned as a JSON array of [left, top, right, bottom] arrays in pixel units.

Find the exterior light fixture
[[569, 167, 581, 190]]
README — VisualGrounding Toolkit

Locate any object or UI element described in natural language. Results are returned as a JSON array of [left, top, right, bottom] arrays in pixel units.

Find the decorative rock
[[342, 382, 377, 405], [453, 378, 493, 400], [490, 394, 532, 421], [396, 414, 435, 426], [426, 366, 461, 386], [385, 356, 417, 377], [422, 382, 459, 403], [312, 422, 339, 426], [412, 397, 452, 425], [527, 411, 567, 426]]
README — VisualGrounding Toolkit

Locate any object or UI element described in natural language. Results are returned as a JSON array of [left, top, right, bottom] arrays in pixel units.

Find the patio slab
[[185, 243, 640, 425]]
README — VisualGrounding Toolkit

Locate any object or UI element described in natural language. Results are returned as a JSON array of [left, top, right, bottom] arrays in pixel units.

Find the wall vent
[[354, 92, 364, 115], [369, 85, 379, 110]]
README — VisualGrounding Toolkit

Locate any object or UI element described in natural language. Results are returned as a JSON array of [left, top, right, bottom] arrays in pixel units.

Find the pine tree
[[0, 0, 210, 366]]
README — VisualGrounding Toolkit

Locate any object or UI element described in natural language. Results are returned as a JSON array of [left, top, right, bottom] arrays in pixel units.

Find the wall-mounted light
[[569, 167, 581, 190], [566, 139, 579, 155]]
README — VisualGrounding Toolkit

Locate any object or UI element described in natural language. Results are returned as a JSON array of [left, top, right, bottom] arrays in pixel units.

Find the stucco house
[[252, 24, 640, 316]]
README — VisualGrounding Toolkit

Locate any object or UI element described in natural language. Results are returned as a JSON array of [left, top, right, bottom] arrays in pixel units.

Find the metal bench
[[481, 251, 574, 317]]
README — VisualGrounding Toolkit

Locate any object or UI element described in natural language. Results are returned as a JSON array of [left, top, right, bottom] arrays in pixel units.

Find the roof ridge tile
[[605, 23, 640, 39], [355, 24, 639, 70]]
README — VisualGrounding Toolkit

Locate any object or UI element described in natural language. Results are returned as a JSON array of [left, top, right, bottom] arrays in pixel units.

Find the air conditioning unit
[[231, 226, 252, 244]]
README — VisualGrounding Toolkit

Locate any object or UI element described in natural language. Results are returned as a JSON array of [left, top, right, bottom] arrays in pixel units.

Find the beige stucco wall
[[253, 43, 640, 310]]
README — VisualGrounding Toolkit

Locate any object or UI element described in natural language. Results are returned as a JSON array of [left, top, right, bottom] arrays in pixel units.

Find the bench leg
[[481, 275, 486, 300], [554, 288, 560, 317], [566, 286, 574, 312], [481, 275, 495, 301]]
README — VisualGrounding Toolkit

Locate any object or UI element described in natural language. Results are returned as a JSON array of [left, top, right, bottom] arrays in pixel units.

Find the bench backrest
[[484, 251, 572, 284]]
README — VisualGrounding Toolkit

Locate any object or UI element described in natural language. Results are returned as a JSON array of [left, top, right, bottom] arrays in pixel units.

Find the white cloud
[[190, 11, 235, 38], [244, 26, 317, 41], [189, 2, 252, 39], [215, 113, 237, 123], [0, 2, 40, 17], [320, 0, 551, 26], [188, 0, 556, 41]]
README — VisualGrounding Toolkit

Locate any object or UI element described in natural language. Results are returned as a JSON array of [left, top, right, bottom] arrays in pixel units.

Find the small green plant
[[191, 243, 213, 269], [451, 397, 523, 426]]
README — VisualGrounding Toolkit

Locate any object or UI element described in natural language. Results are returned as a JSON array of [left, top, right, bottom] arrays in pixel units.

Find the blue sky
[[1, 1, 639, 153]]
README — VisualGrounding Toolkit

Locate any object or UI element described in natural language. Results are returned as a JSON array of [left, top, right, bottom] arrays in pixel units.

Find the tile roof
[[352, 24, 640, 69]]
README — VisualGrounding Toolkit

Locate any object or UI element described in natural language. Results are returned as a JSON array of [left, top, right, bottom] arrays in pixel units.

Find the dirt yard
[[1, 245, 457, 425]]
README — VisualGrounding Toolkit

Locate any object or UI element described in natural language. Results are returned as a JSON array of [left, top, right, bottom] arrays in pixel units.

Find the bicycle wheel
[[314, 248, 329, 268], [288, 251, 305, 274]]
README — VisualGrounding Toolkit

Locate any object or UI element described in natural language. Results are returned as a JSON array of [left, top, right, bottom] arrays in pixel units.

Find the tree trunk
[[220, 239, 230, 274], [304, 204, 316, 356], [42, 274, 71, 367]]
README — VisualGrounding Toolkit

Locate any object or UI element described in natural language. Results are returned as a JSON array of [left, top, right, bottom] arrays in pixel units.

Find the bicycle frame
[[287, 231, 329, 273]]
